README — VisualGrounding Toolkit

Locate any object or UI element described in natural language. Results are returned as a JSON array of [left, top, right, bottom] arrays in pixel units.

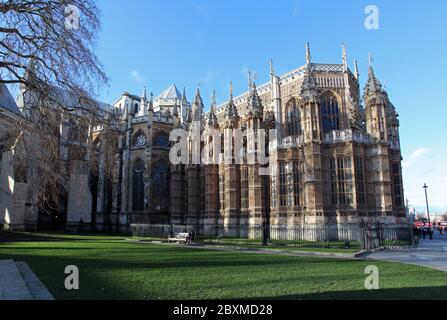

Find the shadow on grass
[[252, 285, 447, 300], [1, 234, 446, 300], [0, 231, 126, 243]]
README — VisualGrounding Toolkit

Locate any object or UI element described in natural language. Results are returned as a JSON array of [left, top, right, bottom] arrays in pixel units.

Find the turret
[[223, 81, 239, 128], [247, 81, 263, 118], [140, 86, 148, 116], [180, 87, 189, 123], [206, 90, 219, 128], [354, 60, 359, 80], [270, 59, 282, 139], [191, 87, 204, 122], [299, 43, 321, 142], [147, 92, 154, 124], [342, 43, 348, 72], [363, 54, 389, 142]]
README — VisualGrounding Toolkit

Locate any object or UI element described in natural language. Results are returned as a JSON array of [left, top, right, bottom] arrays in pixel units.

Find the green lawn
[[198, 236, 362, 250], [197, 238, 360, 253], [0, 232, 446, 300]]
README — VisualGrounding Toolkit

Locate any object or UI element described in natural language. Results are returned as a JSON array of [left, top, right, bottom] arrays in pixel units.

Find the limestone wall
[[66, 160, 92, 229]]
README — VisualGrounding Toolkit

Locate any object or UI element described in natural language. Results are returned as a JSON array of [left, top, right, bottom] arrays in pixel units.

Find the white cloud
[[402, 147, 429, 168], [130, 69, 145, 83], [402, 147, 447, 213], [200, 70, 220, 85]]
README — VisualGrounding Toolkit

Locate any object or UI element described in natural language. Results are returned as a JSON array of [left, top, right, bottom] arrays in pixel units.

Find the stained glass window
[[154, 133, 169, 148], [152, 161, 169, 198], [133, 132, 147, 148], [320, 92, 340, 132], [286, 98, 301, 136], [132, 158, 145, 211]]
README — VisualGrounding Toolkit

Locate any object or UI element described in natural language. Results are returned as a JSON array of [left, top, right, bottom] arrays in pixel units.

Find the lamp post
[[423, 183, 433, 240]]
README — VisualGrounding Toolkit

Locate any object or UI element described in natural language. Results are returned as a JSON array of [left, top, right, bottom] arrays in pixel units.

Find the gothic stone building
[[1, 44, 407, 235]]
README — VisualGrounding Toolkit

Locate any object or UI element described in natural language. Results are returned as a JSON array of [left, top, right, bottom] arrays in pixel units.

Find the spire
[[363, 53, 384, 99], [354, 60, 359, 80], [248, 71, 257, 91], [140, 86, 147, 116], [211, 90, 217, 108], [300, 57, 319, 103], [342, 43, 347, 72], [224, 81, 238, 120], [191, 86, 203, 122], [248, 71, 252, 91], [247, 81, 263, 116], [148, 92, 154, 112], [142, 86, 147, 101], [305, 42, 311, 65], [368, 52, 374, 68], [269, 59, 275, 78], [181, 87, 187, 104], [207, 90, 218, 127]]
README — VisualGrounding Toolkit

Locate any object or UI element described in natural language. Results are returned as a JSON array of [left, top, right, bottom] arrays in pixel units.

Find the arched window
[[152, 161, 169, 199], [320, 91, 340, 132], [153, 132, 169, 148], [285, 98, 300, 136], [132, 158, 145, 211], [134, 103, 139, 114], [133, 130, 147, 148]]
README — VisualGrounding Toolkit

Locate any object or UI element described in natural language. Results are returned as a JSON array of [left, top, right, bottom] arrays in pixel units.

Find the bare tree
[[0, 0, 107, 100], [0, 0, 110, 216]]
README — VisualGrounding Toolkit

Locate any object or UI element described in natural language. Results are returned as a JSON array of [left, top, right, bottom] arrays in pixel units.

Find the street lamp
[[423, 183, 433, 240]]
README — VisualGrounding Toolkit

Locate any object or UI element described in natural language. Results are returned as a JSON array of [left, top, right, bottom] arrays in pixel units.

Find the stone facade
[[1, 44, 408, 235]]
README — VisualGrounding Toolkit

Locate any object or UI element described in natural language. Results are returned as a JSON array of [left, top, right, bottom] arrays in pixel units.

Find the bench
[[168, 233, 190, 244]]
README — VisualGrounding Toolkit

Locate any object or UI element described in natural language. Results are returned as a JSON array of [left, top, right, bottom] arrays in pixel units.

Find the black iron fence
[[361, 224, 413, 250], [197, 224, 413, 250]]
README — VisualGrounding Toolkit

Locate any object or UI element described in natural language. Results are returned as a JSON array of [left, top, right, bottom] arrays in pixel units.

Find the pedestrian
[[169, 223, 174, 238], [412, 226, 420, 245], [185, 232, 193, 245], [422, 227, 427, 240]]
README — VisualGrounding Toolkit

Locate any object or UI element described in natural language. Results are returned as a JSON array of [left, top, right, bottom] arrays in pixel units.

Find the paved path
[[0, 260, 53, 300], [132, 239, 358, 259], [0, 260, 32, 300], [367, 234, 447, 272]]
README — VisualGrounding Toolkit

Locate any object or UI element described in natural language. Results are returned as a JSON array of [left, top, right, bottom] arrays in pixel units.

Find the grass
[[196, 242, 358, 253], [198, 238, 360, 253], [0, 231, 446, 300]]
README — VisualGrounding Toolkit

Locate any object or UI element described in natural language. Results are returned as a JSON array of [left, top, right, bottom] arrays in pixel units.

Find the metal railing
[[197, 224, 413, 250]]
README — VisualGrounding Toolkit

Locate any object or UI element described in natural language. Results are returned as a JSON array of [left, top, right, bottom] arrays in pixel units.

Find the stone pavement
[[367, 233, 447, 273], [0, 259, 54, 300]]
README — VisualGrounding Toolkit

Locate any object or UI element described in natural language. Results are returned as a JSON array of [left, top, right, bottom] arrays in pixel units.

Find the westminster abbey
[[0, 44, 408, 235]]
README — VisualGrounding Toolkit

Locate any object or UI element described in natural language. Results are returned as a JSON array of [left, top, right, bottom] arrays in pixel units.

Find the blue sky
[[94, 0, 447, 213]]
